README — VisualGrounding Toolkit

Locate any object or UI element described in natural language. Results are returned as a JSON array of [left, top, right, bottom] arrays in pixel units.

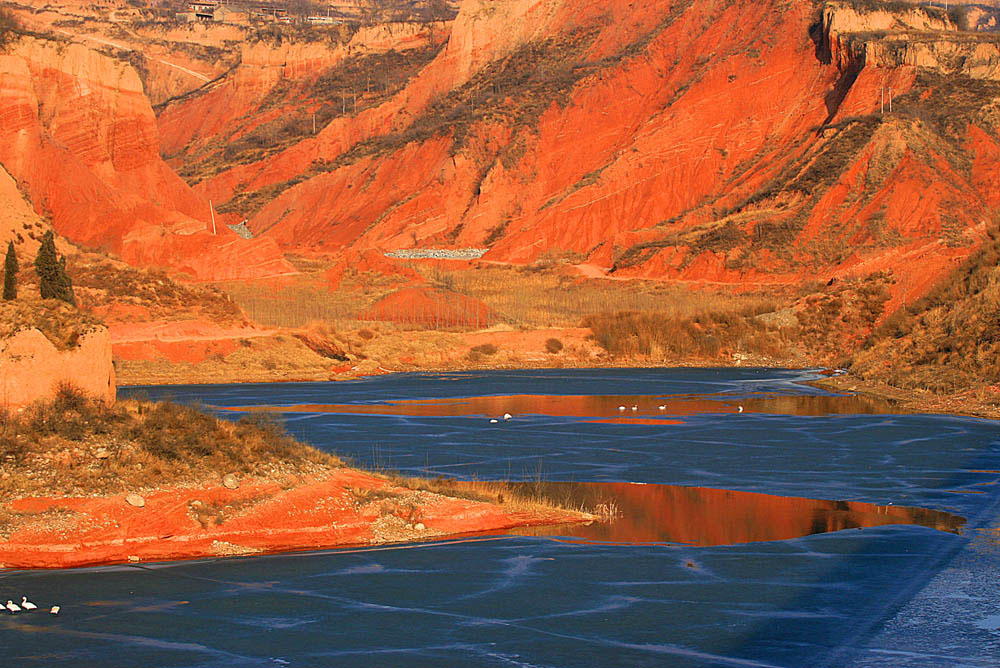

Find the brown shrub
[[0, 8, 21, 51], [0, 391, 341, 500], [0, 297, 100, 350], [584, 307, 786, 360]]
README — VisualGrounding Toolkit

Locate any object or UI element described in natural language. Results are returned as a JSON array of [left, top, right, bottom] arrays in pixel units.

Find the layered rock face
[[2, 0, 997, 310], [0, 163, 47, 255], [0, 36, 292, 281], [148, 0, 1000, 309], [0, 327, 115, 412]]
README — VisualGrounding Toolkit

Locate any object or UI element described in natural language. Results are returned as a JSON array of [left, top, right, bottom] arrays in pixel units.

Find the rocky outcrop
[[0, 327, 115, 413], [821, 1, 1000, 78]]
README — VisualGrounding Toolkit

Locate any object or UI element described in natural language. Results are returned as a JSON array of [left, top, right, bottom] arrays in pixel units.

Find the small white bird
[[20, 596, 37, 611], [50, 605, 60, 616], [489, 418, 498, 423], [617, 405, 626, 412], [737, 405, 744, 413], [631, 405, 638, 411], [503, 413, 512, 421], [6, 600, 21, 614], [658, 405, 666, 411]]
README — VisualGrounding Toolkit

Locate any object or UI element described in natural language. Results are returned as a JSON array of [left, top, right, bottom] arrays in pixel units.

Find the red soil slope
[[2, 0, 997, 322], [0, 34, 292, 281], [0, 468, 584, 569], [150, 0, 1000, 311]]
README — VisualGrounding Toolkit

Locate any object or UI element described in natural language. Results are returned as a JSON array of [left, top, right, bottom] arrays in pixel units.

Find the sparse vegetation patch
[[0, 385, 341, 503]]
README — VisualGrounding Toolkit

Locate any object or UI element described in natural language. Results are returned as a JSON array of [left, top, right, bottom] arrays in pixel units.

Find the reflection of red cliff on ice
[[505, 481, 965, 546], [220, 391, 897, 420]]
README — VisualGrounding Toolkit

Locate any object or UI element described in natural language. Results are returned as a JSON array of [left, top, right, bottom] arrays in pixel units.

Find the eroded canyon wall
[[0, 35, 293, 280], [147, 0, 1000, 310]]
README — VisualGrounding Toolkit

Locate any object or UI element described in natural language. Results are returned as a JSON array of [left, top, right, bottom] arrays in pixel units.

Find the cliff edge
[[0, 300, 115, 413]]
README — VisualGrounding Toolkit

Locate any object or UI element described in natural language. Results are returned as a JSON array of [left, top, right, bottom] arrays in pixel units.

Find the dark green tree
[[3, 241, 17, 300], [34, 231, 76, 306]]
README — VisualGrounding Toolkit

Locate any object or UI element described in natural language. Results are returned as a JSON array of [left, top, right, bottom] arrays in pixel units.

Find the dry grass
[[215, 260, 790, 332], [65, 255, 243, 323], [582, 271, 892, 365], [215, 272, 391, 329], [584, 307, 787, 360], [0, 385, 341, 501], [385, 474, 598, 518], [852, 227, 1000, 393], [0, 297, 99, 350], [435, 264, 787, 328]]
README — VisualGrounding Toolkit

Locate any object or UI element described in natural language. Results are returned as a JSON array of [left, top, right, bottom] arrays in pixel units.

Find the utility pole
[[888, 86, 892, 113], [210, 200, 217, 235], [880, 85, 884, 114]]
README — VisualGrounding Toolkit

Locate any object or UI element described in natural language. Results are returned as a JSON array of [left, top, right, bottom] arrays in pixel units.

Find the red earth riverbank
[[0, 468, 589, 570]]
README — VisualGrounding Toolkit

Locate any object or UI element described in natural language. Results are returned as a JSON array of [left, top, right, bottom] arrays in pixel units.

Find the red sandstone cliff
[[147, 0, 1000, 311], [0, 325, 115, 413], [0, 34, 293, 281], [2, 0, 998, 336]]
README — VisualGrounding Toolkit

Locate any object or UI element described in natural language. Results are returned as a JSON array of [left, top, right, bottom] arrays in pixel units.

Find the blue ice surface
[[2, 368, 999, 667]]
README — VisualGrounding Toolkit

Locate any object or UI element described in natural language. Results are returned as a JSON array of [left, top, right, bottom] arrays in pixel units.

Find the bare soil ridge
[[0, 388, 590, 569]]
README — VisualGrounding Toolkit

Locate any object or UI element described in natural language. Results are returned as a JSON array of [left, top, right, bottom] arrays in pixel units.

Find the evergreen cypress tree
[[56, 255, 75, 306], [34, 231, 76, 306], [3, 240, 17, 300]]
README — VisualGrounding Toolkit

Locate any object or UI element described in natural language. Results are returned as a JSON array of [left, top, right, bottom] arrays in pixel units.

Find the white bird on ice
[[737, 405, 744, 413], [490, 418, 498, 423], [658, 405, 666, 411], [20, 596, 37, 611], [5, 600, 21, 613], [631, 405, 638, 411], [617, 405, 626, 412], [503, 413, 513, 421], [50, 605, 60, 615]]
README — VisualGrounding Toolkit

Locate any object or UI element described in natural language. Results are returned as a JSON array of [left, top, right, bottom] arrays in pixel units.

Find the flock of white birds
[[5, 596, 58, 615], [488, 404, 745, 422]]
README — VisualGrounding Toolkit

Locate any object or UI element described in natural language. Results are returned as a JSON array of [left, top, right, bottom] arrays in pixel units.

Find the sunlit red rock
[[0, 36, 293, 281], [0, 327, 115, 412]]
